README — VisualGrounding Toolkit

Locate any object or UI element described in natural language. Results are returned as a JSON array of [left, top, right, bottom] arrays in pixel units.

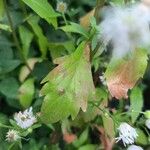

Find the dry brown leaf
[[80, 9, 95, 28], [19, 58, 40, 82], [107, 61, 135, 99], [63, 133, 77, 144], [105, 49, 148, 99], [95, 125, 115, 150]]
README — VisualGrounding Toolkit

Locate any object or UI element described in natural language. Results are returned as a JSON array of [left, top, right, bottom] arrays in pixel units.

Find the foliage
[[0, 0, 149, 149]]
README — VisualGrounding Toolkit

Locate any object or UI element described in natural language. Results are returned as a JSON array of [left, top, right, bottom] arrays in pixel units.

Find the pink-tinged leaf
[[105, 49, 148, 99]]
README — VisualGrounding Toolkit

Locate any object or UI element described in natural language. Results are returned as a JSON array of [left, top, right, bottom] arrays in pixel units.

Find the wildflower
[[14, 107, 37, 129], [116, 122, 138, 146], [56, 1, 67, 13], [99, 3, 150, 58], [127, 145, 143, 150], [145, 118, 150, 129], [6, 130, 20, 142], [99, 73, 106, 85]]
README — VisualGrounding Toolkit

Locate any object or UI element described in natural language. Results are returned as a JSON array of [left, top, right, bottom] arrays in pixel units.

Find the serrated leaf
[[60, 22, 90, 38], [41, 92, 78, 123], [130, 87, 143, 123], [40, 42, 95, 123], [105, 49, 148, 99], [19, 25, 33, 59], [28, 15, 48, 58], [18, 78, 35, 108], [22, 0, 59, 28]]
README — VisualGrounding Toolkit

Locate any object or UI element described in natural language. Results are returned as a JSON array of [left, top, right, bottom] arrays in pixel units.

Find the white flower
[[6, 130, 20, 142], [99, 3, 150, 58], [99, 73, 106, 85], [127, 145, 143, 150], [145, 118, 150, 129], [14, 107, 37, 129], [116, 122, 138, 146], [56, 1, 67, 13]]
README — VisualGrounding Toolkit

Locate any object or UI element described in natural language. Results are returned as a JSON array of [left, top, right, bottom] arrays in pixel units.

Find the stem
[[91, 0, 106, 58], [118, 111, 144, 116], [62, 13, 68, 25], [8, 143, 16, 150], [94, 0, 105, 23], [62, 13, 72, 40], [90, 101, 119, 126], [4, 0, 32, 72]]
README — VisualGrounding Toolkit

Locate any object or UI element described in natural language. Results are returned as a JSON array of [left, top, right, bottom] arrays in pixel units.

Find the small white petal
[[56, 1, 67, 13], [6, 130, 20, 142], [145, 119, 150, 129], [116, 122, 138, 146], [14, 107, 37, 129], [127, 145, 143, 150]]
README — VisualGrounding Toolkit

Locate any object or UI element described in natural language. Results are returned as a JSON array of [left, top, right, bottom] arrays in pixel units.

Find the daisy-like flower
[[116, 122, 138, 146], [145, 118, 150, 129], [56, 1, 67, 13], [99, 2, 150, 58], [6, 129, 20, 142], [127, 145, 143, 150], [14, 107, 37, 129]]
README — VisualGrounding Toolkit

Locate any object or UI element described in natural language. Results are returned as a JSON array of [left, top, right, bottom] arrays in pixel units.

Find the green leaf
[[28, 15, 48, 58], [0, 0, 4, 20], [49, 41, 75, 60], [60, 22, 90, 38], [0, 45, 21, 74], [22, 0, 59, 28], [18, 78, 35, 108], [0, 24, 11, 32], [78, 144, 97, 150], [136, 129, 148, 145], [0, 59, 20, 74], [130, 87, 143, 123], [0, 77, 19, 99], [73, 128, 89, 148], [110, 0, 125, 5], [102, 114, 115, 139], [41, 92, 78, 123], [19, 25, 33, 59], [40, 42, 95, 123], [0, 45, 13, 59]]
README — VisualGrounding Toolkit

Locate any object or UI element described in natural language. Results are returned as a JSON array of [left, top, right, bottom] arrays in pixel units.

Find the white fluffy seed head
[[116, 122, 138, 146], [99, 2, 150, 59], [56, 1, 67, 13], [6, 130, 20, 142], [127, 145, 143, 150]]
